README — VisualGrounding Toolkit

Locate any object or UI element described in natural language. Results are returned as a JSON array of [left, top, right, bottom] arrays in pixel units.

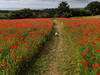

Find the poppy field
[[59, 18, 100, 75], [0, 18, 53, 75], [0, 17, 100, 75]]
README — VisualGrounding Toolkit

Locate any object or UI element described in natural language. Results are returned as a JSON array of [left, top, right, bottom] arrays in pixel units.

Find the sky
[[0, 0, 100, 10]]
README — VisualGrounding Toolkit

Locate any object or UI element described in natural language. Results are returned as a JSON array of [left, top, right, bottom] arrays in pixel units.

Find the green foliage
[[0, 13, 9, 19], [57, 1, 70, 17], [61, 12, 72, 18], [9, 8, 35, 19], [71, 8, 92, 17], [58, 1, 70, 13], [85, 1, 100, 15], [35, 8, 57, 18], [0, 1, 100, 19], [55, 1, 72, 18]]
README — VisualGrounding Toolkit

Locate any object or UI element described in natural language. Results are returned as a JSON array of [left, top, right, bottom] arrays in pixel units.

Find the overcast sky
[[0, 0, 100, 10]]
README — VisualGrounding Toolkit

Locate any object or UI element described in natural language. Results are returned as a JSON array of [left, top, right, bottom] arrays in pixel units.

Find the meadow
[[57, 18, 100, 75], [0, 18, 53, 75], [0, 16, 100, 75]]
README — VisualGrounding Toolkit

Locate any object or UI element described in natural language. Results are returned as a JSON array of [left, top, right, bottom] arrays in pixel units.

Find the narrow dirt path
[[44, 20, 65, 75], [27, 19, 74, 75]]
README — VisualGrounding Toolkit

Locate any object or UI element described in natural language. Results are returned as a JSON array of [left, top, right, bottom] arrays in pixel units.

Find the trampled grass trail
[[26, 19, 74, 75]]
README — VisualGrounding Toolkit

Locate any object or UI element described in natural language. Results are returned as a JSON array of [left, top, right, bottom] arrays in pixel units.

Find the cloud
[[0, 0, 58, 10], [0, 0, 100, 10]]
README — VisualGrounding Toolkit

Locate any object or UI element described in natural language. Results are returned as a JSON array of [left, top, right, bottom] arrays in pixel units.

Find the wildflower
[[97, 49, 100, 52], [0, 48, 3, 51], [12, 46, 19, 49], [98, 67, 100, 69], [81, 54, 84, 57], [84, 64, 88, 67], [92, 64, 97, 68], [2, 62, 5, 67], [96, 72, 99, 75], [78, 61, 82, 64], [92, 56, 96, 59], [84, 52, 87, 55]]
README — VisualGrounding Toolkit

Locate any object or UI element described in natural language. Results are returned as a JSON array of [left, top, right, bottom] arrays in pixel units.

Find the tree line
[[0, 1, 100, 19]]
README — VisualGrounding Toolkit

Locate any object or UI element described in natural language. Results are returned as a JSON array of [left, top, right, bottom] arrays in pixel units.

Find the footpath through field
[[26, 19, 74, 75]]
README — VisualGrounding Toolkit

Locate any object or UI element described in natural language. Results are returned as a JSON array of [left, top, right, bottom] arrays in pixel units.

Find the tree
[[57, 1, 70, 17], [85, 1, 100, 15]]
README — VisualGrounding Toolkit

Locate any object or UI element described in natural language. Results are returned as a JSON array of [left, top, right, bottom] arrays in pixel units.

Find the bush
[[71, 8, 92, 17], [61, 12, 72, 18], [0, 13, 9, 19], [9, 8, 35, 19]]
